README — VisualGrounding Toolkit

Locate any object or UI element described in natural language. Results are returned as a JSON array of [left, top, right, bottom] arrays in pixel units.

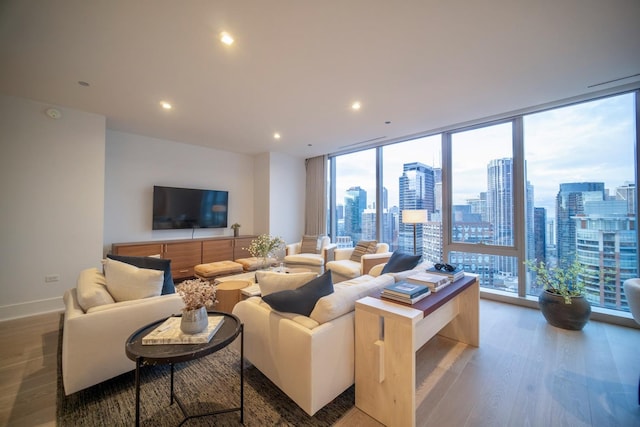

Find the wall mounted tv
[[152, 185, 229, 230]]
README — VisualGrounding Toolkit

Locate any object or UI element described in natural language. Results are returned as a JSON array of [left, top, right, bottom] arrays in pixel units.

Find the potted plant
[[247, 234, 285, 269], [176, 278, 217, 334], [525, 259, 591, 330], [231, 223, 241, 237]]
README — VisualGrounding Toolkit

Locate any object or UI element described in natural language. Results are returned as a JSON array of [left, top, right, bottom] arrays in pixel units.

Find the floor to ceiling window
[[328, 89, 638, 317], [523, 93, 638, 311], [332, 149, 376, 247], [449, 122, 519, 293], [381, 135, 442, 256]]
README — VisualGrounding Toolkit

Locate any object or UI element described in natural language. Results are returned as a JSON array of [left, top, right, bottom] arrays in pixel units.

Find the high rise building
[[576, 199, 637, 311], [344, 186, 366, 243], [533, 207, 546, 264], [398, 162, 434, 255], [487, 158, 517, 274], [615, 182, 636, 214], [556, 182, 605, 264]]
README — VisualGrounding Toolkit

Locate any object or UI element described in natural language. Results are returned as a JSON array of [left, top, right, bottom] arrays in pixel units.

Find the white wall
[[0, 95, 307, 321], [0, 95, 106, 319], [104, 130, 256, 251], [268, 152, 306, 244]]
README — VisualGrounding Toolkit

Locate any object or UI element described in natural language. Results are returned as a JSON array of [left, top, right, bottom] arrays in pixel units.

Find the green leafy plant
[[246, 234, 285, 259], [231, 223, 241, 230], [525, 259, 586, 304]]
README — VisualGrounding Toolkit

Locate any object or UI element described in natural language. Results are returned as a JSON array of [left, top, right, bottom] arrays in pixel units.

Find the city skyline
[[335, 92, 635, 222]]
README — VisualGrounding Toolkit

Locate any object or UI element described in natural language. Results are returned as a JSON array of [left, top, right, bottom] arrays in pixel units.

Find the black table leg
[[135, 357, 141, 427], [240, 324, 244, 424], [170, 363, 175, 405]]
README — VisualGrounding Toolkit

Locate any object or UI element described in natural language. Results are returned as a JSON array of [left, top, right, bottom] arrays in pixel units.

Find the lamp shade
[[402, 209, 428, 224]]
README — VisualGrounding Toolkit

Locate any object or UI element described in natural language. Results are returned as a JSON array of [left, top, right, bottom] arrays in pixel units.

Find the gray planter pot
[[538, 290, 591, 331]]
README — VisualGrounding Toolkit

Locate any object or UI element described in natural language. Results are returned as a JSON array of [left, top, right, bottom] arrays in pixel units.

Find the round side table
[[215, 280, 250, 313], [125, 312, 243, 426]]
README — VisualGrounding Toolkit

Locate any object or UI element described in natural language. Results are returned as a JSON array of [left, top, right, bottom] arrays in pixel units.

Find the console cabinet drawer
[[233, 237, 255, 259], [111, 243, 163, 258], [164, 241, 202, 279], [202, 239, 234, 263]]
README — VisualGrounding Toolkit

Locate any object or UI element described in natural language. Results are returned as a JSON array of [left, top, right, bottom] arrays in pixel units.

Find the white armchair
[[326, 242, 392, 283], [284, 235, 335, 274]]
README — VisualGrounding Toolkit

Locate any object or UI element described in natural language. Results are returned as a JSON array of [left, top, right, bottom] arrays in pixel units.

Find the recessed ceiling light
[[273, 132, 281, 140], [160, 101, 172, 110], [78, 81, 90, 87], [351, 101, 361, 111], [220, 32, 234, 46]]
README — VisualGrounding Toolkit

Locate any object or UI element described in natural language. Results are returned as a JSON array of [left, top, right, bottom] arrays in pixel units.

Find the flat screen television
[[152, 185, 229, 230]]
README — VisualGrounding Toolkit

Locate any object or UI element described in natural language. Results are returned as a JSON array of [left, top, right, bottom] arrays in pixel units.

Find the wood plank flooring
[[1, 300, 638, 426]]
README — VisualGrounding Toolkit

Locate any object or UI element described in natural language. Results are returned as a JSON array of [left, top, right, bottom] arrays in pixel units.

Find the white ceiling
[[1, 0, 639, 159]]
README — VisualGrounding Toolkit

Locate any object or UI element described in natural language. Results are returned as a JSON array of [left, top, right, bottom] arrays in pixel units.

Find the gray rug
[[56, 315, 354, 426]]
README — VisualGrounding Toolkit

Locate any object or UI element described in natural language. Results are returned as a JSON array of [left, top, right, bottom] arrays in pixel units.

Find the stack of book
[[425, 265, 465, 282], [406, 271, 451, 292], [142, 315, 225, 345], [381, 281, 431, 304]]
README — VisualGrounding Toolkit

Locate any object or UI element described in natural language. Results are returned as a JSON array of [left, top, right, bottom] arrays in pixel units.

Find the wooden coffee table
[[125, 312, 243, 426]]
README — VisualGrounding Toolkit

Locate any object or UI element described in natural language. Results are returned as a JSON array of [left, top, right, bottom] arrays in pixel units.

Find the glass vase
[[180, 306, 208, 334]]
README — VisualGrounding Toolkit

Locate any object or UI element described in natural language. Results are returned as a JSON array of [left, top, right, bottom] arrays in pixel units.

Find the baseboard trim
[[0, 296, 64, 322]]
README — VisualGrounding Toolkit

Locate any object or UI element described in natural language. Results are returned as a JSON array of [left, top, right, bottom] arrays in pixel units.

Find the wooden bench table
[[355, 275, 479, 427]]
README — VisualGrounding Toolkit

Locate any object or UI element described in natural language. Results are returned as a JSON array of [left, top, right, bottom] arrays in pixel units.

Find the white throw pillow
[[255, 270, 318, 296], [103, 258, 164, 302], [76, 267, 115, 311]]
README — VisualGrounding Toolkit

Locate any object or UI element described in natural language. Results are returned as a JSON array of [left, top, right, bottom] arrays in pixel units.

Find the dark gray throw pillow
[[381, 251, 421, 274], [106, 254, 175, 295], [262, 270, 334, 316]]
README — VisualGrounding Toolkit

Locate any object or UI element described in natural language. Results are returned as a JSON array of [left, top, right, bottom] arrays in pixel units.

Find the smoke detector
[[46, 108, 62, 120]]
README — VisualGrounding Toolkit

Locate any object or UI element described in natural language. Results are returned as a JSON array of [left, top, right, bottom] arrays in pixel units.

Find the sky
[[334, 92, 636, 221]]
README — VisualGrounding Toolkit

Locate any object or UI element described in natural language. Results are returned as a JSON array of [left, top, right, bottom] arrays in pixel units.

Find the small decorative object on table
[[246, 234, 285, 270], [231, 223, 241, 237], [176, 278, 217, 334]]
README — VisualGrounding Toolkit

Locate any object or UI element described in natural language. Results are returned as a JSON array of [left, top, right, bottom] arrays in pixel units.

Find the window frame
[[327, 87, 640, 324]]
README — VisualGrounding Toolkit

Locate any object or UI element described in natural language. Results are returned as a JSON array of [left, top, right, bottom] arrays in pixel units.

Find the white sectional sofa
[[232, 263, 429, 416], [62, 262, 183, 395]]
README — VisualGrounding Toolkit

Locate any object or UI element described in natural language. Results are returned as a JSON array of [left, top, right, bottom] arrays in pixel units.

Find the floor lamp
[[402, 209, 428, 255]]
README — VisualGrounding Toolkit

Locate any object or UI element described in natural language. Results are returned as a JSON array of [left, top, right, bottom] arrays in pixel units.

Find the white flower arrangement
[[246, 234, 285, 259], [176, 278, 216, 311]]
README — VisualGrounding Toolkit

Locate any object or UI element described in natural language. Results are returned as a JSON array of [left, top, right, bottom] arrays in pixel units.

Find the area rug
[[56, 315, 355, 426]]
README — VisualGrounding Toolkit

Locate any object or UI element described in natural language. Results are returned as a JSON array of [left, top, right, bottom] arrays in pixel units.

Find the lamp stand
[[413, 223, 417, 255]]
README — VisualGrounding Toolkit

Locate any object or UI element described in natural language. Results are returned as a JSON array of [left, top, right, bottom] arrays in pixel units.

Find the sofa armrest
[[62, 289, 183, 395], [333, 247, 353, 261], [286, 242, 301, 255], [362, 252, 392, 275], [323, 243, 337, 262]]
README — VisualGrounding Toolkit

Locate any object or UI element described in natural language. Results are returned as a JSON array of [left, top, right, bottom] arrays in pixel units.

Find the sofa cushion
[[262, 270, 334, 316], [235, 257, 278, 271], [300, 235, 319, 254], [326, 259, 361, 280], [283, 253, 325, 266], [103, 258, 164, 302], [76, 268, 115, 312], [349, 240, 377, 262], [381, 251, 422, 274], [310, 274, 395, 324], [106, 254, 175, 295], [256, 270, 318, 296]]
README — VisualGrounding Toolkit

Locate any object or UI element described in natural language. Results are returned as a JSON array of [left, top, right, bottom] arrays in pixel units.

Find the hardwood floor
[[0, 311, 59, 427], [1, 301, 638, 426]]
